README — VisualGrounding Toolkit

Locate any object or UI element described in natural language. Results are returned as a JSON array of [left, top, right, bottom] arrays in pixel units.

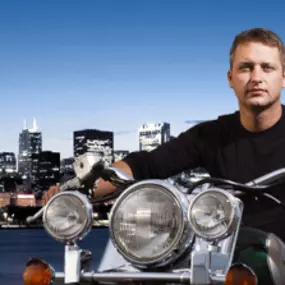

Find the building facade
[[18, 119, 42, 184], [60, 157, 75, 174], [0, 152, 16, 174], [0, 193, 11, 207], [13, 193, 36, 207], [139, 122, 171, 152], [31, 151, 60, 191], [73, 129, 114, 165]]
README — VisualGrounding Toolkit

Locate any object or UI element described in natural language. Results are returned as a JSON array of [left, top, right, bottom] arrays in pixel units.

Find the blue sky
[[1, 0, 285, 158]]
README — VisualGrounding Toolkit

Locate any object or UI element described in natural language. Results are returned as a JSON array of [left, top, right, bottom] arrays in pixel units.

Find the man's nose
[[250, 66, 263, 83]]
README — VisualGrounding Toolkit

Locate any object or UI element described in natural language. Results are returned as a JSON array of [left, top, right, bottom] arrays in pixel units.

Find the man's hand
[[40, 160, 133, 205], [42, 185, 60, 206]]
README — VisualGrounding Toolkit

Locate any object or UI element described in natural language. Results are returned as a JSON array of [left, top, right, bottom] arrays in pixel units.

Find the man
[[43, 27, 285, 240]]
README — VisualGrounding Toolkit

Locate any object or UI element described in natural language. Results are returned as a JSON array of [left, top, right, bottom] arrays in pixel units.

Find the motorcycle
[[22, 153, 285, 285]]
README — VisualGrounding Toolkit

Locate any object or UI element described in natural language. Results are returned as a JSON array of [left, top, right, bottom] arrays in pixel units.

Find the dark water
[[0, 228, 109, 285]]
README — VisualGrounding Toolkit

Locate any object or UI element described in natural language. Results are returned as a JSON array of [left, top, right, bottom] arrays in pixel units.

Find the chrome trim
[[109, 179, 194, 269], [190, 250, 210, 284], [104, 166, 135, 184], [246, 168, 285, 186], [64, 244, 81, 284], [53, 270, 226, 284], [218, 201, 243, 274], [266, 233, 285, 285], [43, 191, 93, 242]]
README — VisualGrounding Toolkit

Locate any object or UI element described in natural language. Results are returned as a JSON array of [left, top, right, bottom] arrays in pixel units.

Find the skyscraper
[[73, 129, 114, 165], [139, 122, 171, 151], [18, 118, 42, 186], [0, 152, 16, 174], [31, 151, 60, 191], [60, 157, 75, 175]]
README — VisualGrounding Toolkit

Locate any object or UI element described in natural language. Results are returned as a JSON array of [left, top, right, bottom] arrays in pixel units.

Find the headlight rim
[[42, 191, 93, 243], [109, 179, 194, 268], [187, 188, 240, 241]]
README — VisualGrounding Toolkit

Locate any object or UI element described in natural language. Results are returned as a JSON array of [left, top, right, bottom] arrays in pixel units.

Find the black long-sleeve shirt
[[123, 106, 285, 240]]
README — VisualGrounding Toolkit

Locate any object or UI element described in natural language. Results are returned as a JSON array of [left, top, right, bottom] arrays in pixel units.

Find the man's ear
[[227, 70, 233, 88]]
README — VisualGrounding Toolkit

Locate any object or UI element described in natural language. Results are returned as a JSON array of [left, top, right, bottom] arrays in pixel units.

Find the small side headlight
[[188, 189, 242, 241], [43, 191, 93, 242]]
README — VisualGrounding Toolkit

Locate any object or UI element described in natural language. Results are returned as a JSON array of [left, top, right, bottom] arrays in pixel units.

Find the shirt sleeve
[[122, 121, 218, 180]]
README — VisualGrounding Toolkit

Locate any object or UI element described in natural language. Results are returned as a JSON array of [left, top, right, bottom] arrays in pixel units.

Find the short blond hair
[[230, 28, 285, 70]]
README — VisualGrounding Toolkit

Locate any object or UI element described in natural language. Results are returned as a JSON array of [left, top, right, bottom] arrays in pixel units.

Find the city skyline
[[4, 119, 176, 160], [1, 1, 285, 158], [0, 121, 173, 195]]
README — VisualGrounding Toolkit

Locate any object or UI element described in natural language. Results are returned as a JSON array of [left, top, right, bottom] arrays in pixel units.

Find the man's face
[[228, 42, 285, 111]]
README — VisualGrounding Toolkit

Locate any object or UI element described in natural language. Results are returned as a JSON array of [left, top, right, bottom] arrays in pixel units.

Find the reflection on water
[[0, 228, 109, 285]]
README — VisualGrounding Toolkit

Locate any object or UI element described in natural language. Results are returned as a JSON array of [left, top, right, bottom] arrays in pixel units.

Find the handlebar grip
[[25, 178, 82, 224], [26, 207, 45, 224]]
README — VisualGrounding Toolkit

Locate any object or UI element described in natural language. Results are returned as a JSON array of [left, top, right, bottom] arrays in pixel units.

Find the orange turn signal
[[225, 263, 257, 285], [23, 258, 54, 285]]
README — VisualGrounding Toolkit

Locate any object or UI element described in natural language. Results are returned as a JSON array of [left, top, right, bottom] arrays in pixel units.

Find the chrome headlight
[[187, 189, 242, 241], [109, 180, 194, 268], [43, 191, 93, 242]]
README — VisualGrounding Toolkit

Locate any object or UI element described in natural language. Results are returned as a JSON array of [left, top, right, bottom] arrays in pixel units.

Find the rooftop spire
[[32, 117, 38, 131], [23, 118, 27, 130]]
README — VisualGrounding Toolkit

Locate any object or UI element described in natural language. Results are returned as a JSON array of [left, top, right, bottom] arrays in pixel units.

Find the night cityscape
[[0, 120, 203, 227]]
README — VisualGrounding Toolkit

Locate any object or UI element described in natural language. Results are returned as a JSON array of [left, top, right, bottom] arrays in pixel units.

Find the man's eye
[[263, 65, 274, 71], [239, 65, 251, 71]]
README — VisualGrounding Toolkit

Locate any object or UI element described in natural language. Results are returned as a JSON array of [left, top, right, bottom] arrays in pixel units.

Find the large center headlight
[[109, 180, 193, 268], [187, 189, 242, 241], [43, 191, 93, 242]]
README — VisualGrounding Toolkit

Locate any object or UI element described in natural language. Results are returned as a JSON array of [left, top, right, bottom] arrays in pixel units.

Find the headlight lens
[[188, 189, 240, 241], [110, 180, 193, 268], [43, 191, 93, 242]]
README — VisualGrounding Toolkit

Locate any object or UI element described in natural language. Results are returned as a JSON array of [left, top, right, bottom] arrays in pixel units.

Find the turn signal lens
[[225, 263, 257, 285], [23, 258, 54, 285]]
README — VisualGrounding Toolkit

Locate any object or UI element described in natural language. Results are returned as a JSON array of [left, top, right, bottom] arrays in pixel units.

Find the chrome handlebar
[[53, 270, 224, 284]]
